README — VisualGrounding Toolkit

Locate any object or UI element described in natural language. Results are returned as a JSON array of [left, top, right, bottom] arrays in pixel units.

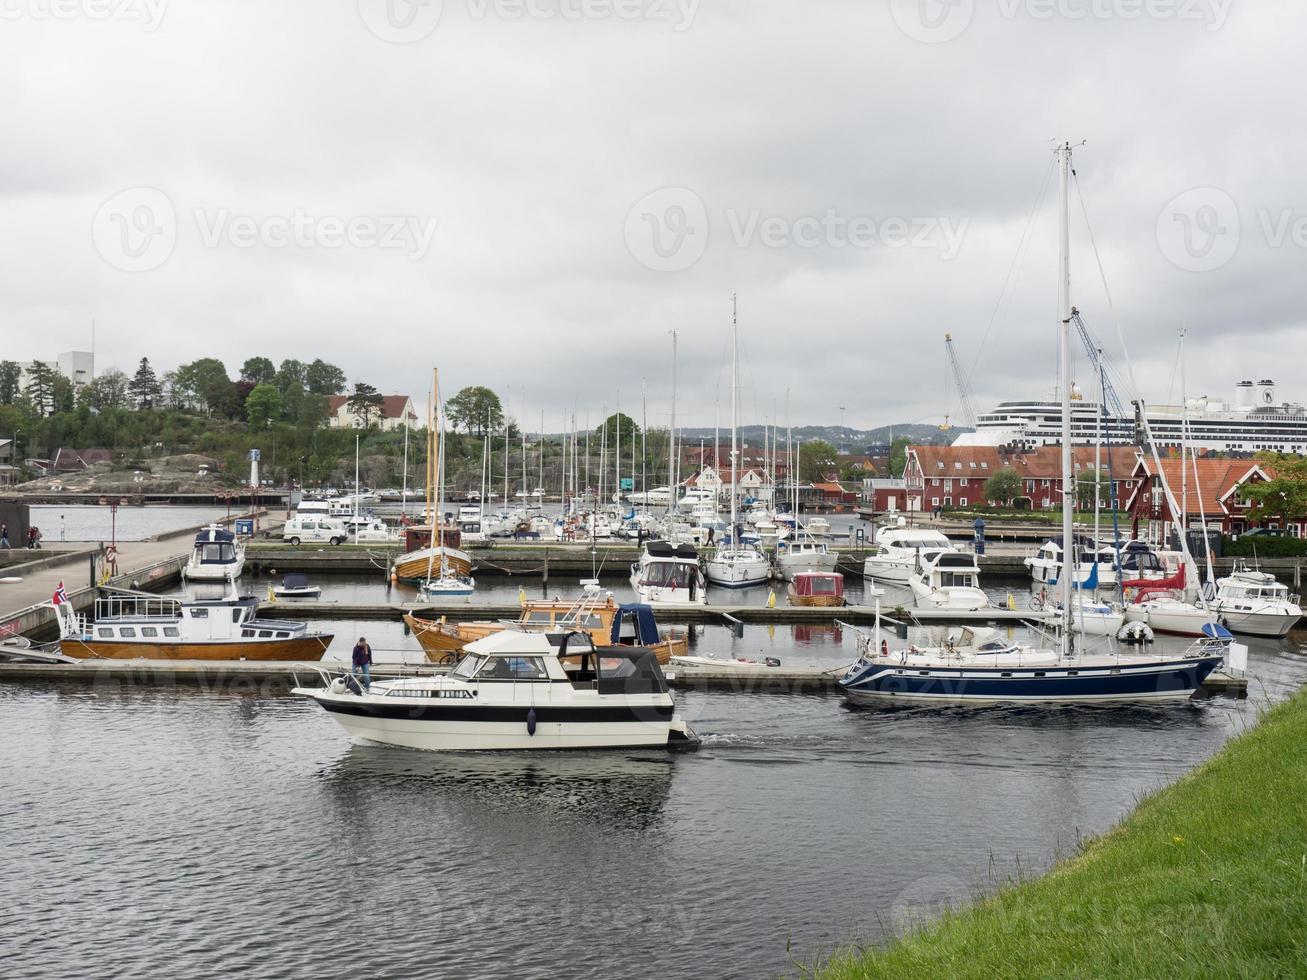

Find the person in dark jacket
[[351, 636, 373, 689]]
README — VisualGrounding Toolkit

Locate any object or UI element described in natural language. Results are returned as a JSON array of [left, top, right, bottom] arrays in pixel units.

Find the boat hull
[[305, 694, 676, 751], [839, 656, 1221, 703], [1211, 606, 1300, 638], [787, 592, 845, 607], [59, 634, 332, 661], [404, 612, 685, 665], [393, 547, 472, 582], [862, 558, 912, 583], [777, 551, 839, 581], [183, 560, 245, 581]]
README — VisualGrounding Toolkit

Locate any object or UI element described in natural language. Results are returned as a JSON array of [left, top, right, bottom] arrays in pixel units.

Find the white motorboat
[[272, 573, 321, 599], [909, 550, 989, 611], [1124, 594, 1214, 637], [630, 540, 707, 606], [1210, 563, 1302, 637], [804, 517, 833, 540], [420, 572, 477, 599], [670, 652, 782, 670], [349, 517, 400, 544], [293, 630, 698, 752], [1024, 534, 1120, 587], [181, 525, 245, 582], [776, 539, 839, 581], [862, 525, 955, 584], [677, 487, 717, 514]]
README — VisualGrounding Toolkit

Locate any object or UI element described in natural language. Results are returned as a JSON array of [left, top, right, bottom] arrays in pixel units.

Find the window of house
[[931, 497, 940, 506], [960, 479, 968, 487], [981, 462, 988, 469]]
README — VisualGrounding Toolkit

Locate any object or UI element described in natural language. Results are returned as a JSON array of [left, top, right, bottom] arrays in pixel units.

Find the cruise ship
[[954, 379, 1307, 455]]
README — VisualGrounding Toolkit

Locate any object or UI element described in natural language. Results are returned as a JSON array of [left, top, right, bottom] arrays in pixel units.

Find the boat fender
[[764, 657, 781, 668], [526, 707, 537, 736]]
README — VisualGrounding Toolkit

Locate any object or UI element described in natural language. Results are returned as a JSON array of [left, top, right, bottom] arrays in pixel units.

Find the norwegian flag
[[52, 581, 69, 606]]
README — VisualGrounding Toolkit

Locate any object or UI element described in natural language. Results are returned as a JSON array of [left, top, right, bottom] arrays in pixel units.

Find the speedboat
[[838, 623, 1226, 703], [52, 590, 332, 661], [908, 550, 989, 611], [862, 525, 955, 583], [704, 546, 771, 587], [776, 539, 839, 581], [181, 525, 245, 581], [630, 541, 708, 606], [272, 573, 321, 599], [1210, 563, 1302, 637], [293, 630, 699, 752]]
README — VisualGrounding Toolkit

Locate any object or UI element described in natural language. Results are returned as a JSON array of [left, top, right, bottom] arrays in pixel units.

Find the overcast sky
[[2, 0, 1303, 431]]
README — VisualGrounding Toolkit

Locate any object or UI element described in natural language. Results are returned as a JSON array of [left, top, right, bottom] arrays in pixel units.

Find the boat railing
[[94, 593, 183, 621]]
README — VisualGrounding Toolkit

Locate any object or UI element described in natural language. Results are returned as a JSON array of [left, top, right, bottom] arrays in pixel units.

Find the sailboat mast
[[1057, 141, 1074, 654], [401, 423, 409, 517], [670, 330, 678, 515], [730, 293, 739, 540]]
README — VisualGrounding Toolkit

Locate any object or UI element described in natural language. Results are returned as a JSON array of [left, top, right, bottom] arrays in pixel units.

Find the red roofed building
[[1125, 457, 1280, 539], [326, 394, 420, 432], [905, 445, 1143, 512]]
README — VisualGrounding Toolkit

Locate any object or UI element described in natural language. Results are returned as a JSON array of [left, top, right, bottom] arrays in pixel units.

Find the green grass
[[816, 690, 1307, 979]]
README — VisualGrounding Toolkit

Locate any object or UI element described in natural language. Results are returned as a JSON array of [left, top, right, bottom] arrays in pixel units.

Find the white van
[[283, 516, 348, 546]]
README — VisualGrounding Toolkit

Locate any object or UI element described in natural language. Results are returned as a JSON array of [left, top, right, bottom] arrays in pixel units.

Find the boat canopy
[[195, 526, 235, 544], [611, 604, 662, 645], [1201, 623, 1234, 640], [791, 572, 843, 597], [646, 540, 699, 560]]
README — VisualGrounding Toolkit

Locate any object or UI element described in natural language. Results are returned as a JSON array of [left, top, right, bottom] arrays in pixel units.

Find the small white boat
[[776, 539, 839, 581], [420, 572, 477, 598], [1210, 563, 1302, 638], [294, 630, 698, 752], [704, 547, 771, 588], [670, 652, 782, 669], [909, 550, 989, 611], [272, 573, 321, 599], [862, 525, 954, 583], [1123, 594, 1214, 637], [1058, 594, 1125, 636], [631, 541, 708, 607]]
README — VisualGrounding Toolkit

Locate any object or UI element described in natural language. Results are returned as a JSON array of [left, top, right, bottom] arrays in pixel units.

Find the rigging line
[[964, 154, 1058, 385]]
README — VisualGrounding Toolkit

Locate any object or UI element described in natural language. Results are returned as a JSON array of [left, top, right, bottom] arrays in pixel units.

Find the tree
[[128, 357, 162, 409], [176, 358, 236, 417], [25, 361, 58, 416], [239, 357, 277, 385], [80, 369, 130, 411], [889, 436, 910, 478], [1075, 468, 1108, 510], [305, 359, 347, 396], [594, 412, 640, 446], [346, 382, 385, 428], [798, 439, 839, 481], [52, 374, 75, 414], [0, 361, 21, 405], [984, 467, 1022, 506], [275, 359, 307, 395], [446, 386, 504, 436], [245, 383, 285, 430], [1243, 453, 1307, 522]]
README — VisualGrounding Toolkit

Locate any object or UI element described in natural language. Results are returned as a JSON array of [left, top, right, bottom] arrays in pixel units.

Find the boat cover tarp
[[611, 603, 661, 645]]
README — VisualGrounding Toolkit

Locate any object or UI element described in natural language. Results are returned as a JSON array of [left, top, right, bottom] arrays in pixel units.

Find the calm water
[[29, 505, 233, 542], [3, 590, 1306, 978]]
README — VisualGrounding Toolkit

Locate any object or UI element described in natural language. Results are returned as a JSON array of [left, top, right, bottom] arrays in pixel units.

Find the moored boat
[[181, 524, 245, 581], [787, 570, 846, 607]]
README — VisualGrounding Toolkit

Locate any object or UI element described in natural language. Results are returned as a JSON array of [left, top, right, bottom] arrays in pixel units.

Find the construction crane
[[1069, 308, 1126, 418], [942, 333, 978, 431]]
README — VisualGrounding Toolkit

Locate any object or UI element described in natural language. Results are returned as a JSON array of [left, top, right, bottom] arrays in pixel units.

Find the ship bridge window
[[476, 656, 548, 681], [450, 654, 486, 680]]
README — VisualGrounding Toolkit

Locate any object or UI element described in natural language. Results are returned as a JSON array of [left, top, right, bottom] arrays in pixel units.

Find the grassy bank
[[818, 690, 1307, 978]]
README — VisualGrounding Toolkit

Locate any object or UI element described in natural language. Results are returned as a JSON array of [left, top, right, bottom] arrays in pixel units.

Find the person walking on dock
[[0, 524, 8, 549], [352, 636, 373, 690]]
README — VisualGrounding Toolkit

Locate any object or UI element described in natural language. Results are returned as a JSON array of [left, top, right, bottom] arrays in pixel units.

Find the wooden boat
[[393, 526, 472, 581], [52, 592, 333, 661], [405, 593, 687, 664], [787, 570, 846, 607]]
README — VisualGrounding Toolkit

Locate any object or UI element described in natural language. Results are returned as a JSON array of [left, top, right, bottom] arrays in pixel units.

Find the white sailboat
[[705, 295, 771, 588], [420, 370, 476, 599]]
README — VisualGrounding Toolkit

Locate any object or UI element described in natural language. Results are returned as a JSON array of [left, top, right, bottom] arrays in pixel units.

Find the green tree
[[305, 359, 347, 396], [52, 374, 75, 414], [25, 361, 58, 416], [446, 386, 504, 435], [595, 412, 640, 446], [984, 467, 1022, 506], [128, 357, 162, 409], [244, 383, 285, 430], [239, 357, 277, 385], [346, 382, 385, 428], [1243, 453, 1307, 522], [889, 436, 911, 477], [798, 439, 839, 481], [0, 361, 21, 405], [275, 359, 307, 395], [1075, 468, 1108, 510], [79, 368, 130, 411], [176, 358, 235, 417]]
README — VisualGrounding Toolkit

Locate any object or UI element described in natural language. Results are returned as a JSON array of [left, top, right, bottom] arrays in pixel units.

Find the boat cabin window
[[164, 627, 180, 637], [941, 572, 976, 588], [810, 578, 838, 595], [190, 608, 209, 619], [119, 628, 136, 638], [474, 656, 548, 680], [141, 627, 158, 638], [450, 655, 486, 680], [97, 628, 113, 639], [579, 613, 604, 628], [642, 563, 695, 588], [232, 608, 244, 623], [525, 611, 553, 624]]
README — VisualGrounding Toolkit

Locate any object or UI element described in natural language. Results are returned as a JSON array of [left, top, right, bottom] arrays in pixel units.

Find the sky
[[2, 0, 1304, 432]]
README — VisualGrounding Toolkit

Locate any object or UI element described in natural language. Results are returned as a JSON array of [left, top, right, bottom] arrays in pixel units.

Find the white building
[[57, 351, 95, 389], [326, 394, 421, 431]]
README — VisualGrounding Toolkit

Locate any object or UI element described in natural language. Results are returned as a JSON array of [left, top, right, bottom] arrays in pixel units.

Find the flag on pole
[[53, 581, 69, 605]]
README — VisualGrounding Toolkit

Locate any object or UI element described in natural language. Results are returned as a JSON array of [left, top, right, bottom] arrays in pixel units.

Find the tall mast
[[1057, 141, 1074, 656], [730, 293, 739, 541], [401, 423, 409, 518], [669, 329, 678, 515], [615, 394, 621, 508], [641, 381, 648, 508], [1180, 328, 1189, 532]]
